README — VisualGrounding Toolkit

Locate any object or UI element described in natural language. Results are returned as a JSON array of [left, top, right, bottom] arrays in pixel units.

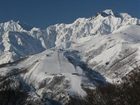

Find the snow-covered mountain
[[48, 9, 140, 49], [0, 9, 140, 105], [0, 9, 139, 64]]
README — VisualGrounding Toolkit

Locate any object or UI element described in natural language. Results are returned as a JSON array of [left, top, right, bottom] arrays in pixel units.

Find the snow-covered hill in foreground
[[0, 10, 140, 105]]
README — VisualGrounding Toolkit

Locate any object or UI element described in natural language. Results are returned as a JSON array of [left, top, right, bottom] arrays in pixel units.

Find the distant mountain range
[[0, 9, 140, 105]]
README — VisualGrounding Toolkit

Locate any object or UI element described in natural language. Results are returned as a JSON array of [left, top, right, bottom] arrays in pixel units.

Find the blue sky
[[0, 0, 139, 27]]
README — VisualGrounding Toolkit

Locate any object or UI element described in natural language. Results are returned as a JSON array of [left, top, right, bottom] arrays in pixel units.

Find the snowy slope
[[0, 49, 107, 104], [74, 25, 140, 81]]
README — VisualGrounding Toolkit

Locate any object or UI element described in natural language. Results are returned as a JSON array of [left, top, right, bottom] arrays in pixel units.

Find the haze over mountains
[[0, 9, 140, 105]]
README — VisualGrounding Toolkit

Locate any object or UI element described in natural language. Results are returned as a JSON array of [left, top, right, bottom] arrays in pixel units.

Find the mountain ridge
[[0, 9, 139, 64]]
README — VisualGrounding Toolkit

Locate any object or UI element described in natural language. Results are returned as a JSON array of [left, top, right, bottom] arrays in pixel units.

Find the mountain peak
[[0, 20, 23, 32], [18, 21, 34, 31], [99, 9, 133, 19], [102, 9, 114, 15]]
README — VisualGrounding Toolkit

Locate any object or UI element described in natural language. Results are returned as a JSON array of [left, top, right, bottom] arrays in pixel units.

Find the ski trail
[[57, 50, 62, 73]]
